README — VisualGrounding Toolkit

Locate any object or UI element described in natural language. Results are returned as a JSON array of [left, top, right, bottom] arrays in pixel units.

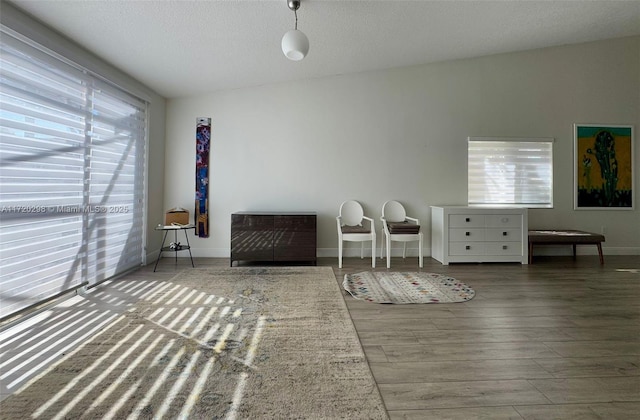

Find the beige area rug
[[0, 267, 388, 419]]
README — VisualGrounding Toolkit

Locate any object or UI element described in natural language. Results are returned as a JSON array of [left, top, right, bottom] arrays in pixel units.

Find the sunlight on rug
[[0, 267, 388, 419], [343, 271, 475, 304]]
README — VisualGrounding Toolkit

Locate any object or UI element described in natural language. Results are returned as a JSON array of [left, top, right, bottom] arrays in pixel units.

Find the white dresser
[[431, 206, 528, 265]]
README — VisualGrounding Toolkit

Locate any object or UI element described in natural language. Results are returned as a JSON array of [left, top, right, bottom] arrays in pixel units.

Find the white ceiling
[[8, 0, 640, 98]]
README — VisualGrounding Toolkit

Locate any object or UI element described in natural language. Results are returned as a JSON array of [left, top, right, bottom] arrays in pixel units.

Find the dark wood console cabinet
[[231, 212, 317, 266]]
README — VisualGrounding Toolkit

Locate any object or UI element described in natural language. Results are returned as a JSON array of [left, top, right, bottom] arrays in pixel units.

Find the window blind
[[0, 29, 147, 319], [468, 137, 553, 208]]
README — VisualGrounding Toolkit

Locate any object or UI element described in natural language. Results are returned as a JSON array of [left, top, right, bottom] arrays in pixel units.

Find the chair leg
[[338, 240, 343, 269], [419, 236, 423, 268], [386, 235, 391, 269], [402, 243, 407, 259], [360, 242, 364, 259], [371, 239, 376, 268], [380, 229, 384, 260]]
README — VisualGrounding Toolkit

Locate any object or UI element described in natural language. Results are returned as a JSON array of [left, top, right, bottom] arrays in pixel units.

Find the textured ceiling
[[8, 0, 640, 98]]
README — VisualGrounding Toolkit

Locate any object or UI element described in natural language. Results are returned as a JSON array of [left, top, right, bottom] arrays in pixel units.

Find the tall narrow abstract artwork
[[195, 118, 211, 236]]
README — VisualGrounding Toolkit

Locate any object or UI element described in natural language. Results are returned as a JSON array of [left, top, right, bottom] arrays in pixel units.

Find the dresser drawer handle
[[465, 218, 470, 222], [465, 232, 470, 236], [503, 231, 507, 236], [502, 245, 507, 250], [465, 245, 471, 250]]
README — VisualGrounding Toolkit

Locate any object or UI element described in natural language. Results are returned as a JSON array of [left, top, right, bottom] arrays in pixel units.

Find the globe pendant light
[[282, 0, 309, 61]]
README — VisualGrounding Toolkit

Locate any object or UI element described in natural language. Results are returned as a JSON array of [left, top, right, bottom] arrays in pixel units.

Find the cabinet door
[[231, 214, 274, 261], [273, 215, 316, 261]]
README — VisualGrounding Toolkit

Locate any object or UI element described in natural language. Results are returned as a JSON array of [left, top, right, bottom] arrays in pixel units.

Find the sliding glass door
[[0, 28, 147, 319]]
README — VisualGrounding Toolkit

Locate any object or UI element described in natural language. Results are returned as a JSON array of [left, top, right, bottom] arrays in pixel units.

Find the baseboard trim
[[147, 246, 639, 261]]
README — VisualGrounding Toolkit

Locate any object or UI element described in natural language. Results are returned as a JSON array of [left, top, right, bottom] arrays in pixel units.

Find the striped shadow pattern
[[0, 266, 387, 419]]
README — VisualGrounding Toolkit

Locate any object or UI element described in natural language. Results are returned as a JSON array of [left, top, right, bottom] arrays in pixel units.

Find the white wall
[[164, 36, 640, 258]]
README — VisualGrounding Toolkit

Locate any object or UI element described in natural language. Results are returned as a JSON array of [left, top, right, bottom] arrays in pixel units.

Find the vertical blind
[[0, 28, 147, 319], [468, 137, 554, 208]]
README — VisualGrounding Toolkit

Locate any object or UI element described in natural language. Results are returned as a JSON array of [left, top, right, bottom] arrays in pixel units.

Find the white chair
[[380, 200, 423, 268], [336, 200, 376, 269]]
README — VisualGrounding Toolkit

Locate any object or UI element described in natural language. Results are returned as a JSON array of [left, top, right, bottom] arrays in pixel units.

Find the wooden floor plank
[[411, 328, 575, 344], [389, 406, 524, 420], [378, 379, 551, 410], [533, 356, 640, 378], [380, 341, 562, 362], [513, 403, 602, 419], [541, 340, 640, 357], [527, 377, 640, 404], [370, 359, 553, 383], [515, 402, 640, 420]]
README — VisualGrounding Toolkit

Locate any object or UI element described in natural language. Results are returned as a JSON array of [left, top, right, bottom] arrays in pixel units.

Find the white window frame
[[468, 137, 554, 208]]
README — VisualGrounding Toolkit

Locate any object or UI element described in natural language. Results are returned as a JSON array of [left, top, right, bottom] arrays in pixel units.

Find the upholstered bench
[[528, 230, 605, 264]]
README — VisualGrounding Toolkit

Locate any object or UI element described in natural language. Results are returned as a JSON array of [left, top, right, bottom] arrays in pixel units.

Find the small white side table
[[153, 224, 195, 271]]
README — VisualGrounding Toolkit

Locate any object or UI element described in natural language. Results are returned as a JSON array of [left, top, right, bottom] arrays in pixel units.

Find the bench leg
[[572, 244, 577, 259], [597, 243, 604, 265], [529, 243, 533, 264]]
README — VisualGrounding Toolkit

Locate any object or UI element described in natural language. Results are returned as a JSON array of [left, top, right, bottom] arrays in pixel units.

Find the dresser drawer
[[485, 242, 522, 256], [449, 242, 485, 255], [485, 228, 521, 242], [449, 215, 485, 228], [449, 228, 485, 242], [485, 214, 522, 228]]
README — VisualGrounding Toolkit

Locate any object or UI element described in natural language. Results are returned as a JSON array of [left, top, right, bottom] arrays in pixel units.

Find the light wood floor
[[334, 255, 640, 420], [4, 255, 640, 419]]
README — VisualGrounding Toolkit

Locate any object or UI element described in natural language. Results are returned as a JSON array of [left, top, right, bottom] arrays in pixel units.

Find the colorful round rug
[[343, 271, 475, 304]]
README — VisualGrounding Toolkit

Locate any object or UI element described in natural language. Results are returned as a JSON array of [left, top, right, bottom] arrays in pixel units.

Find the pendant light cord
[[294, 8, 298, 30]]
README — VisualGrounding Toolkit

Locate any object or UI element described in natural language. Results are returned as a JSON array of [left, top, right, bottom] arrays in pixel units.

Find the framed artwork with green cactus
[[574, 124, 634, 210]]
